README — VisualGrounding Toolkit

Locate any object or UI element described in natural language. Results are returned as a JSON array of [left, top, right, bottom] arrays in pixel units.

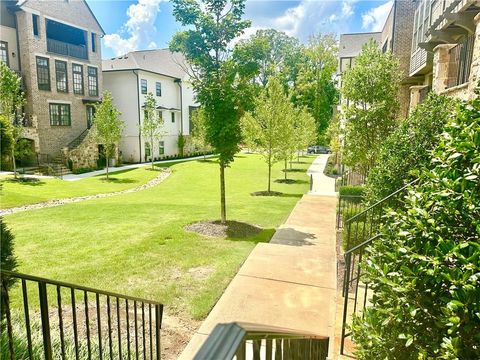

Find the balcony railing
[[194, 322, 329, 360], [1, 270, 163, 359], [47, 38, 88, 60], [447, 34, 475, 89]]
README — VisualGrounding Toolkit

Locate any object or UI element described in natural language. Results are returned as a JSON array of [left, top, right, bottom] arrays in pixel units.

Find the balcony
[[47, 38, 88, 60], [45, 19, 88, 60]]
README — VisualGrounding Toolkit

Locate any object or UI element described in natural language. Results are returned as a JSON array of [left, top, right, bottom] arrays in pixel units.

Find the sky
[[86, 0, 394, 60]]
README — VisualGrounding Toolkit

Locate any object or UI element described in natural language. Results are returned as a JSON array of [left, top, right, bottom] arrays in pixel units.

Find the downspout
[[391, 0, 397, 53], [12, 10, 21, 72], [133, 70, 142, 162], [175, 78, 183, 134]]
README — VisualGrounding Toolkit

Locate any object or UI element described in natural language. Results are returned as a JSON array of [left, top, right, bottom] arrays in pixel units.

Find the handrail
[[344, 233, 382, 256], [67, 128, 89, 150], [345, 178, 418, 225], [194, 322, 329, 360], [1, 270, 163, 306]]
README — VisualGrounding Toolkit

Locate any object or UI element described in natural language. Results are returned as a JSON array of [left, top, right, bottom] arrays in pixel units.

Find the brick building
[[0, 0, 104, 170]]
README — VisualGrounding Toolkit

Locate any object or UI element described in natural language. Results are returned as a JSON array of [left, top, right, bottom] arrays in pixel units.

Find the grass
[[4, 154, 315, 320], [0, 167, 160, 209]]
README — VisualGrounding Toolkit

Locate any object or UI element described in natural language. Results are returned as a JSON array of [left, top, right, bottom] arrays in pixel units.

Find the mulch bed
[[185, 220, 263, 238], [274, 179, 297, 184], [250, 191, 283, 197]]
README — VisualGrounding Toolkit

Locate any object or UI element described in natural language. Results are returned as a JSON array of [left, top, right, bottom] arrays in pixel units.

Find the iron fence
[[336, 195, 364, 229], [194, 322, 329, 360], [0, 270, 163, 360]]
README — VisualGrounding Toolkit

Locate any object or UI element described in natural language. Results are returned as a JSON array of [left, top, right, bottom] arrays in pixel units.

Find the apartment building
[[338, 0, 416, 118], [103, 49, 197, 163], [0, 0, 104, 170], [408, 0, 480, 109]]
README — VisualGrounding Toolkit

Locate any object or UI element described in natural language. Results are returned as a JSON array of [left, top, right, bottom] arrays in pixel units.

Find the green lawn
[[4, 154, 314, 319], [0, 167, 160, 209]]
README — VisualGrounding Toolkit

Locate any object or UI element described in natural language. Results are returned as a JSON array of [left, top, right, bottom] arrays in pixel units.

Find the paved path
[[0, 169, 171, 216], [179, 156, 338, 359], [308, 154, 337, 196]]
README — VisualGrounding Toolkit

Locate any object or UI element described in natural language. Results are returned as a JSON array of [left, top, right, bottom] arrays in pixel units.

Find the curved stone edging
[[0, 169, 172, 216]]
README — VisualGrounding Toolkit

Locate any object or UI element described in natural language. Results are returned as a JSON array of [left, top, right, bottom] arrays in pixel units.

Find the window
[[171, 112, 175, 123], [86, 105, 95, 129], [87, 66, 98, 96], [340, 57, 353, 73], [32, 14, 39, 36], [0, 41, 8, 66], [145, 142, 151, 158], [141, 79, 147, 94], [156, 82, 161, 96], [159, 141, 164, 155], [36, 56, 50, 91], [72, 63, 84, 95], [55, 60, 68, 93], [158, 110, 163, 120], [49, 103, 71, 126], [91, 33, 96, 53]]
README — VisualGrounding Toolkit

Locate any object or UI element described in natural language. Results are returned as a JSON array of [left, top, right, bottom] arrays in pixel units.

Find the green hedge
[[339, 185, 365, 197]]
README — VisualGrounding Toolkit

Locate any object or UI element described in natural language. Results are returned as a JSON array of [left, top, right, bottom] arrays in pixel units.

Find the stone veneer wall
[[64, 129, 99, 170]]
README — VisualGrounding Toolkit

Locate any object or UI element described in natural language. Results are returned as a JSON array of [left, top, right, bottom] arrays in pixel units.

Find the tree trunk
[[284, 158, 287, 180], [220, 163, 226, 224], [268, 160, 271, 193], [106, 151, 109, 180], [11, 149, 17, 179], [297, 151, 300, 163]]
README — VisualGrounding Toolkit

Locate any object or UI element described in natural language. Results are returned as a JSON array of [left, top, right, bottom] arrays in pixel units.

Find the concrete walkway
[[179, 156, 338, 359]]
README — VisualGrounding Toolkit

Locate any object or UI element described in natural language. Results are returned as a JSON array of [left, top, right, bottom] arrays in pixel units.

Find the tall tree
[[141, 92, 165, 169], [0, 62, 25, 178], [92, 91, 124, 180], [341, 39, 401, 175], [170, 0, 250, 223], [233, 29, 303, 88], [190, 107, 210, 158], [292, 106, 317, 162], [294, 34, 338, 143], [241, 77, 295, 192]]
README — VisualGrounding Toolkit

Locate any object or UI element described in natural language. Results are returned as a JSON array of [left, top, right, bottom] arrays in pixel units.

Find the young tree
[[241, 77, 295, 192], [190, 107, 210, 159], [0, 115, 14, 170], [294, 34, 338, 143], [0, 62, 25, 178], [341, 39, 401, 175], [170, 0, 251, 223], [92, 91, 124, 180], [292, 106, 316, 162], [141, 92, 165, 169]]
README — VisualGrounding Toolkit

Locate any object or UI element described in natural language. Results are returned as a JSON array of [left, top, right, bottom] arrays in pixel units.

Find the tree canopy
[[141, 92, 165, 169]]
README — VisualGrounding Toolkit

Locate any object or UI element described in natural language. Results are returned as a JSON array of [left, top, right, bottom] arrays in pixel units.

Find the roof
[[102, 49, 189, 80], [338, 32, 382, 58]]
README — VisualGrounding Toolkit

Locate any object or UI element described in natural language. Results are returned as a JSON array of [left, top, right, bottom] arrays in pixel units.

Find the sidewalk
[[0, 154, 215, 182], [179, 156, 338, 359]]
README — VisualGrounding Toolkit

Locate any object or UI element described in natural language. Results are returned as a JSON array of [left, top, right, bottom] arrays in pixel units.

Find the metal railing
[[447, 35, 475, 89], [67, 129, 89, 150], [194, 322, 329, 360], [47, 38, 88, 60], [339, 179, 419, 355], [336, 195, 364, 229], [335, 169, 365, 191], [36, 154, 66, 179], [1, 270, 163, 360]]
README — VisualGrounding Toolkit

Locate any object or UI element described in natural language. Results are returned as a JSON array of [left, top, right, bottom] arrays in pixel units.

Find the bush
[[365, 93, 456, 204], [1, 218, 18, 320], [342, 220, 370, 250], [352, 95, 480, 359], [339, 185, 365, 197]]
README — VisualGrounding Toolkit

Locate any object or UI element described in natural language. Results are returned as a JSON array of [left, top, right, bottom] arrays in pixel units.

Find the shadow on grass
[[229, 228, 276, 243], [270, 227, 317, 246], [99, 177, 137, 184], [282, 168, 304, 173], [186, 220, 265, 241], [93, 168, 136, 178], [274, 179, 309, 185], [5, 178, 46, 186]]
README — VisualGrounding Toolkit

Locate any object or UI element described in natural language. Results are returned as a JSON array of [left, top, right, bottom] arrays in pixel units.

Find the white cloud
[[245, 0, 358, 42], [104, 0, 164, 56], [362, 0, 393, 32]]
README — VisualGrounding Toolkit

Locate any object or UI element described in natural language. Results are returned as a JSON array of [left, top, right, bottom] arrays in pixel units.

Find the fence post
[[340, 252, 352, 355], [155, 304, 163, 360], [310, 174, 313, 191], [38, 281, 53, 360]]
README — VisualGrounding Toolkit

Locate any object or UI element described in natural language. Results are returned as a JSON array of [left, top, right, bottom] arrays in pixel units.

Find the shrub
[[339, 185, 365, 197], [342, 220, 370, 250], [365, 93, 456, 204], [1, 218, 18, 320], [352, 95, 480, 359]]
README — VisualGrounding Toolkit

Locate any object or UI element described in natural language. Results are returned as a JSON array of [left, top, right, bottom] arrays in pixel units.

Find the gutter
[[133, 70, 142, 162], [174, 79, 184, 134], [9, 5, 22, 72]]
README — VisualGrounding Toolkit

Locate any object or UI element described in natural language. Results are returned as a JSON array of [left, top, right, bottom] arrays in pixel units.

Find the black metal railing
[[0, 270, 163, 360], [194, 322, 329, 360], [339, 179, 419, 355], [447, 34, 475, 89], [336, 195, 364, 229], [67, 129, 89, 150], [336, 170, 365, 190], [47, 38, 88, 60]]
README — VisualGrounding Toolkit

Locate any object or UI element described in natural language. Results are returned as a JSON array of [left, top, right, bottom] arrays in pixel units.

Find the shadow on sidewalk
[[270, 227, 317, 247]]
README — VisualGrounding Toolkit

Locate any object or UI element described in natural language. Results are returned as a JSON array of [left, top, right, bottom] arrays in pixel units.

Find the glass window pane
[[55, 60, 68, 92], [36, 57, 50, 91], [72, 64, 84, 95]]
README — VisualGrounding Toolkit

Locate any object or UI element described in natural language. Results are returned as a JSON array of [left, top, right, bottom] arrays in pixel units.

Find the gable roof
[[102, 49, 189, 80]]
